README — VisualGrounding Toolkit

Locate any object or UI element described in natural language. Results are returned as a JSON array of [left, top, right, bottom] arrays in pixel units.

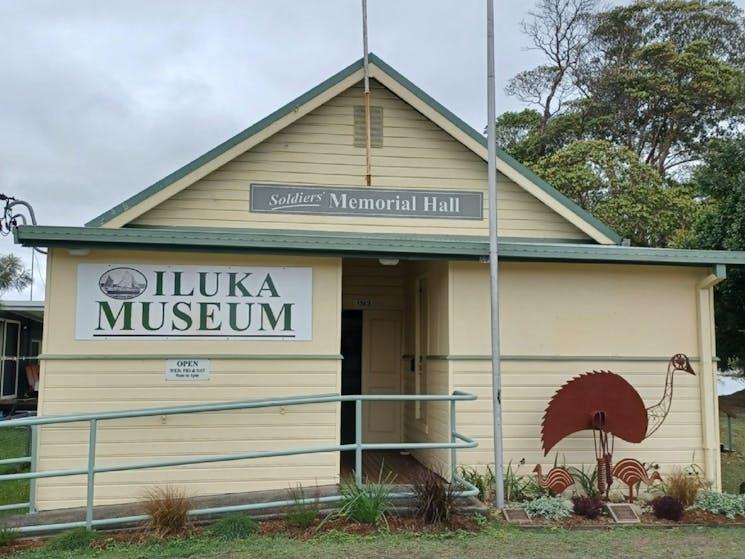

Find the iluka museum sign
[[75, 264, 313, 340], [250, 183, 484, 220]]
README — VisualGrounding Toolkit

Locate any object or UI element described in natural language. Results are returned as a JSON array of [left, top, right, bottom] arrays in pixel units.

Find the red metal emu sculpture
[[541, 354, 694, 496]]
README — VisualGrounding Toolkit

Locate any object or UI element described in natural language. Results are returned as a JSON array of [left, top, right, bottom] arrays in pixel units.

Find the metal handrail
[[0, 391, 479, 534]]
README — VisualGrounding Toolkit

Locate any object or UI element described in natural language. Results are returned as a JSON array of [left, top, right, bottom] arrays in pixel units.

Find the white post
[[486, 0, 505, 509]]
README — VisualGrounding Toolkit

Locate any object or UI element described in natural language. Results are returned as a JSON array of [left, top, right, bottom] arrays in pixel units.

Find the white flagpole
[[487, 0, 505, 509]]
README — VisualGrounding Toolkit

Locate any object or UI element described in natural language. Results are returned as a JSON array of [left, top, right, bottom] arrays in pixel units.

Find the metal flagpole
[[486, 0, 505, 509], [362, 0, 372, 186]]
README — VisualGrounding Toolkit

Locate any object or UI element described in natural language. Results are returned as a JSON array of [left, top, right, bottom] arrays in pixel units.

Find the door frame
[[414, 275, 429, 431]]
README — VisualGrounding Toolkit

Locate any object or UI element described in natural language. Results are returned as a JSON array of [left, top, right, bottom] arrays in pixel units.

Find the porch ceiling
[[14, 224, 745, 266]]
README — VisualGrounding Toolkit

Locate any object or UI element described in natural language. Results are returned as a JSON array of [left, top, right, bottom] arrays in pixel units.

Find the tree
[[506, 0, 597, 155], [0, 254, 32, 294], [685, 138, 745, 373], [532, 140, 698, 246], [580, 0, 745, 176], [502, 0, 745, 176]]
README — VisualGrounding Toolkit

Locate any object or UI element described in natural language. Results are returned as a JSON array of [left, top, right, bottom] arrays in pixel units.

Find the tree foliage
[[503, 0, 745, 175], [686, 138, 745, 372], [580, 1, 745, 175], [532, 140, 698, 246], [0, 254, 31, 294], [507, 0, 597, 129]]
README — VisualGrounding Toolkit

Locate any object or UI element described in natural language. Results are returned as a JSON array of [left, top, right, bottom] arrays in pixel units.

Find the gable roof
[[85, 53, 623, 245]]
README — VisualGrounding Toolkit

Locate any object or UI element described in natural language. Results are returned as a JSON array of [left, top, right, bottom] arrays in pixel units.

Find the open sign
[[166, 359, 210, 381]]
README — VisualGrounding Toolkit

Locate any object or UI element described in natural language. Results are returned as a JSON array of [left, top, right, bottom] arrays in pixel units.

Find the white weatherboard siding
[[131, 81, 590, 241], [36, 249, 342, 510], [449, 261, 720, 489]]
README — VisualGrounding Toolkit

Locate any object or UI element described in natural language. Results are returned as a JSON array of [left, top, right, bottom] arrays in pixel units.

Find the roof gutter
[[14, 226, 745, 268]]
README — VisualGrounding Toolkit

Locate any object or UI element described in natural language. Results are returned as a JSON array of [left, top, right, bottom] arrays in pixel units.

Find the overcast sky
[[2, 0, 741, 301]]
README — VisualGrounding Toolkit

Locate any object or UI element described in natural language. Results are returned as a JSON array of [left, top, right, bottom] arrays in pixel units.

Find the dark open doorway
[[340, 310, 363, 446]]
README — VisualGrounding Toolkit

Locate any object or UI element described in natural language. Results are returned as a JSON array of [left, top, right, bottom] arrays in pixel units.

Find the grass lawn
[[4, 524, 745, 559], [720, 415, 745, 493], [0, 427, 30, 517]]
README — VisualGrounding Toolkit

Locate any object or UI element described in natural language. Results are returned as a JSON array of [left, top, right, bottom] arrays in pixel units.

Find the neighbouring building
[[0, 300, 43, 414]]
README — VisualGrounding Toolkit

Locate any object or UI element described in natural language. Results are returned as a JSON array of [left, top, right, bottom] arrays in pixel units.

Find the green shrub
[[205, 514, 258, 540], [412, 470, 456, 525], [0, 528, 18, 548], [523, 496, 572, 520], [47, 528, 100, 551], [286, 484, 319, 528], [339, 470, 393, 524], [696, 492, 745, 519]]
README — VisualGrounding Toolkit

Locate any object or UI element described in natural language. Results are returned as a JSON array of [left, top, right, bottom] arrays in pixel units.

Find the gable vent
[[353, 105, 383, 148]]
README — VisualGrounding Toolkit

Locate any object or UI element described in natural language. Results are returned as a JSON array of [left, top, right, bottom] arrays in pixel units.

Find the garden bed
[[0, 514, 482, 557]]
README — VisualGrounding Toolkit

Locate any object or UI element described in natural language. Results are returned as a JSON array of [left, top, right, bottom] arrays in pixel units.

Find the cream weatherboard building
[[15, 54, 745, 511]]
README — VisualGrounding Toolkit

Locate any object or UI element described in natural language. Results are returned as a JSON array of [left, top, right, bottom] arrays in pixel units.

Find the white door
[[361, 310, 402, 443]]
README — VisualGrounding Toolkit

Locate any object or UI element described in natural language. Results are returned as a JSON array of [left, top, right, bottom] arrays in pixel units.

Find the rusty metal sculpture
[[533, 464, 575, 495], [611, 458, 662, 502], [541, 354, 694, 497]]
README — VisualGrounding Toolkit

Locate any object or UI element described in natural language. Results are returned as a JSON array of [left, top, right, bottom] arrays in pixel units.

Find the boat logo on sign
[[98, 267, 148, 300]]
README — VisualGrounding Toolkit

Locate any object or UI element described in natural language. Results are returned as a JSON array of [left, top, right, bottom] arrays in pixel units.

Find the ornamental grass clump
[[141, 486, 192, 538], [412, 470, 456, 525], [696, 492, 745, 519], [523, 496, 572, 520], [651, 496, 684, 522], [339, 470, 394, 525], [459, 465, 494, 502], [286, 484, 320, 528], [568, 465, 599, 498], [571, 496, 604, 519], [664, 467, 704, 507]]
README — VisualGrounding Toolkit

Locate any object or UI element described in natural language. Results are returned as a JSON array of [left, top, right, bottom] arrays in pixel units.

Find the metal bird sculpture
[[533, 464, 575, 495], [611, 458, 662, 502], [540, 354, 694, 496]]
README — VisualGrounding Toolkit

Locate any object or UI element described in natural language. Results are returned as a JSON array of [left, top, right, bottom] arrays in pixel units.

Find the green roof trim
[[83, 53, 622, 244], [16, 225, 745, 266]]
